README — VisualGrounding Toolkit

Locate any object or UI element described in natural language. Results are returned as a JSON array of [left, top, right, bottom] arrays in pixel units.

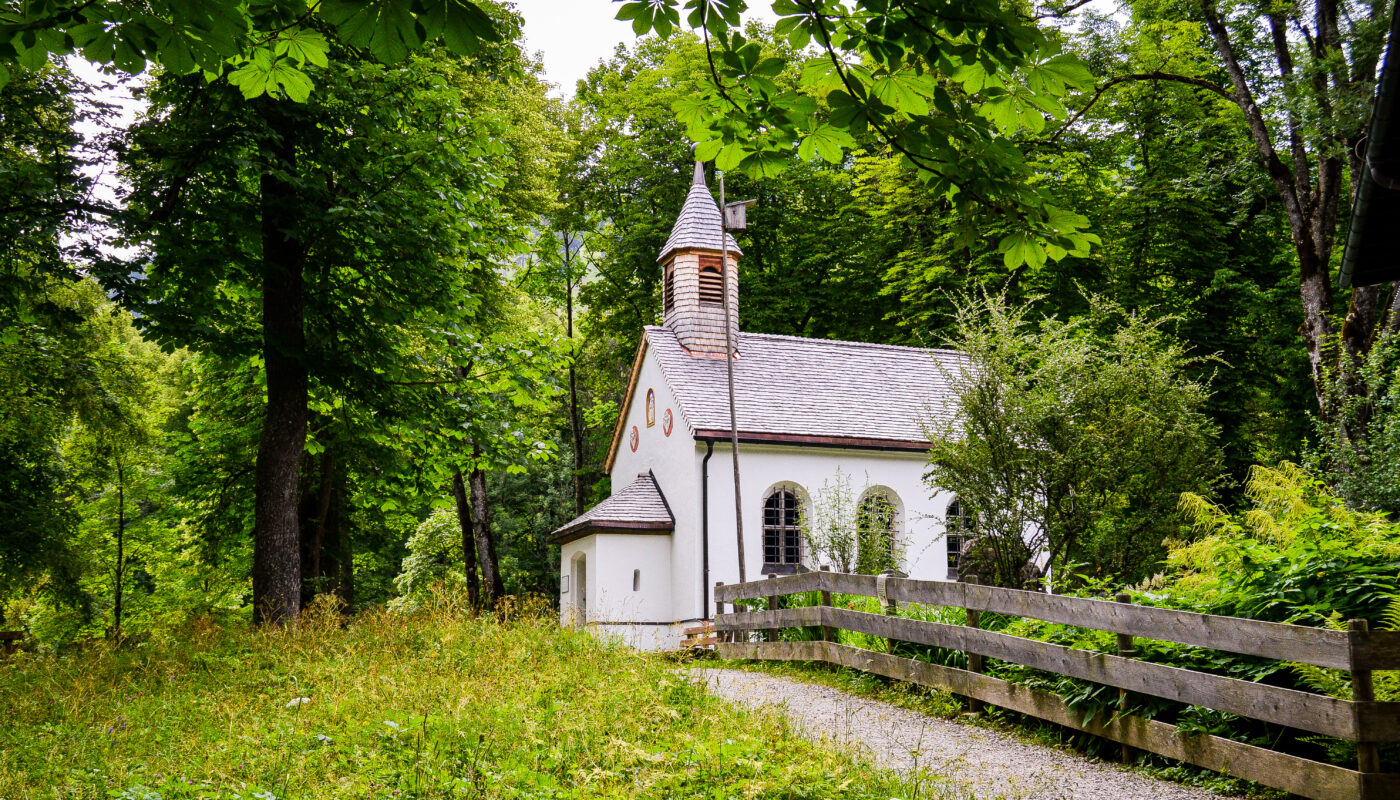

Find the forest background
[[1, 0, 1392, 641]]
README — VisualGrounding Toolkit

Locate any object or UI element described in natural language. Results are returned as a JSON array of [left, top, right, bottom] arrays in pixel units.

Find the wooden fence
[[712, 568, 1400, 800]]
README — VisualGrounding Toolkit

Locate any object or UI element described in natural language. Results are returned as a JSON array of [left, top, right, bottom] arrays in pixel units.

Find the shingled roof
[[613, 326, 964, 467], [657, 162, 741, 262], [551, 471, 674, 543]]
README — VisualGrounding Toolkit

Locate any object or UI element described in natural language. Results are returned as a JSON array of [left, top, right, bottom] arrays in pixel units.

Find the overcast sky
[[514, 0, 779, 95]]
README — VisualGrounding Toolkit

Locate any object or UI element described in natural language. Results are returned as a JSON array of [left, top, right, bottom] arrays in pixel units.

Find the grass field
[[0, 596, 942, 800]]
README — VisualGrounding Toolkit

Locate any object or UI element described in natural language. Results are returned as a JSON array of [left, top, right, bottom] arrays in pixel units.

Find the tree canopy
[[1, 0, 1396, 636]]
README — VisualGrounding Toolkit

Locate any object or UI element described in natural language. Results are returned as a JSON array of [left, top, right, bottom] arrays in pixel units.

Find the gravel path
[[692, 667, 1230, 800]]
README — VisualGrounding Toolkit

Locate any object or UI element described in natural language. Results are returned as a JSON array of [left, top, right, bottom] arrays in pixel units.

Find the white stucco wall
[[609, 344, 705, 624], [559, 533, 672, 619], [701, 443, 957, 588], [593, 533, 672, 622]]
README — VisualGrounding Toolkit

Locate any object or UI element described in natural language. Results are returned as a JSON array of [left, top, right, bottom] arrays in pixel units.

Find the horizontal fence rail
[[714, 572, 1400, 670], [711, 569, 1400, 800]]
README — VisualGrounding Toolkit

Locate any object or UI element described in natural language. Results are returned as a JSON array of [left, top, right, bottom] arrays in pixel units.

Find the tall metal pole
[[719, 171, 746, 584]]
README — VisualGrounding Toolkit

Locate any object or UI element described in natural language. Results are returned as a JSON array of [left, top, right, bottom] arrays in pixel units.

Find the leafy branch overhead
[[616, 0, 1100, 267], [0, 0, 501, 101]]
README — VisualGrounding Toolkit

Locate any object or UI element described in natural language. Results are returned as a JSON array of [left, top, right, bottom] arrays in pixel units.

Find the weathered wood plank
[[1361, 773, 1400, 800], [715, 571, 822, 602], [885, 577, 1353, 669], [1355, 702, 1400, 743], [823, 571, 880, 598], [714, 606, 820, 631], [822, 606, 1362, 740], [1352, 629, 1400, 671], [718, 572, 1354, 668], [716, 640, 1367, 800]]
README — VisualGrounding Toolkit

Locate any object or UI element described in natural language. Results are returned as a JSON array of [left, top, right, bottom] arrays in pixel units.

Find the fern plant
[[1289, 593, 1400, 702]]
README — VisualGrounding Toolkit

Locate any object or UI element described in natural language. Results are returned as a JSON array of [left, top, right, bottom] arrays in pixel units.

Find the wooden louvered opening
[[698, 256, 724, 305], [663, 266, 675, 313]]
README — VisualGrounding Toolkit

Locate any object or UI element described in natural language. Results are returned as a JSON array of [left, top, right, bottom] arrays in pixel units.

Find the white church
[[553, 163, 971, 650]]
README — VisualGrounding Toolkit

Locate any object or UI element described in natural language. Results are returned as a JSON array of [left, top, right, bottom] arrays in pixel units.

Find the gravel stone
[[691, 667, 1234, 800]]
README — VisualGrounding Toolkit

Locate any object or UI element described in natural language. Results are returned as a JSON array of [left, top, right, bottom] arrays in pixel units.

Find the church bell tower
[[658, 162, 740, 356]]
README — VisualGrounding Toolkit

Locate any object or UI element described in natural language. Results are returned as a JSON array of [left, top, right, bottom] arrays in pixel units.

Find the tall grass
[[0, 593, 932, 799]]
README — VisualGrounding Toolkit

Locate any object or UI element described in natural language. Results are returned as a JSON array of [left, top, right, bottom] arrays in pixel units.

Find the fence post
[[1116, 592, 1137, 763], [964, 574, 983, 713], [714, 582, 726, 644], [1349, 618, 1381, 777], [879, 570, 905, 654], [766, 574, 780, 643], [819, 566, 834, 643]]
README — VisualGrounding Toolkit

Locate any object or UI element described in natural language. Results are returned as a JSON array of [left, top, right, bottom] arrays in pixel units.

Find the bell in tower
[[658, 162, 740, 356]]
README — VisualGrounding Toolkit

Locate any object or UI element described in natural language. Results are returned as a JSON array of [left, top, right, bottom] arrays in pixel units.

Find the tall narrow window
[[856, 492, 898, 575], [946, 498, 972, 580], [663, 266, 675, 313], [763, 490, 802, 569], [698, 255, 724, 305]]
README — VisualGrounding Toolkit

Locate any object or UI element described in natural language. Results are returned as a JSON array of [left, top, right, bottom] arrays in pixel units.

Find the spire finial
[[692, 160, 706, 186]]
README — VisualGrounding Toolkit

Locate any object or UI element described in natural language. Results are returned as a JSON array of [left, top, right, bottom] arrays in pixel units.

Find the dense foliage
[[1, 0, 1396, 653], [926, 293, 1222, 587]]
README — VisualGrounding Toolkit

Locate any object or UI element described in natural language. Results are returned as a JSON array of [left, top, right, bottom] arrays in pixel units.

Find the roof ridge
[[645, 324, 963, 356], [739, 329, 961, 355], [646, 469, 675, 524]]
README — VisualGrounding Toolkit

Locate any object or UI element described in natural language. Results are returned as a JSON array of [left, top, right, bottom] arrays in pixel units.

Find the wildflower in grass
[[285, 697, 311, 708]]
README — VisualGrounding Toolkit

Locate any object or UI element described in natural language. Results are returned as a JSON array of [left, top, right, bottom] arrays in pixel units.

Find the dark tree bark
[[112, 456, 125, 641], [298, 444, 335, 606], [1198, 0, 1386, 416], [251, 103, 308, 626], [332, 473, 353, 611], [469, 443, 504, 607], [450, 467, 481, 610], [318, 474, 347, 605], [566, 268, 585, 518]]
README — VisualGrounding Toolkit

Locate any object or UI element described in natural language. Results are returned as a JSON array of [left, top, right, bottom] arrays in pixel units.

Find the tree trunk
[[333, 473, 353, 611], [112, 456, 124, 641], [318, 472, 346, 609], [566, 271, 585, 517], [251, 104, 308, 626], [1199, 0, 1386, 418], [469, 444, 504, 608], [451, 467, 481, 610], [299, 446, 335, 605]]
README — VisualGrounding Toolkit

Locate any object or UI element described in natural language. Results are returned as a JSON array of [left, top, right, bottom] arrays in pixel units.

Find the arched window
[[698, 258, 724, 305], [763, 489, 802, 569], [856, 491, 898, 574], [946, 498, 973, 580]]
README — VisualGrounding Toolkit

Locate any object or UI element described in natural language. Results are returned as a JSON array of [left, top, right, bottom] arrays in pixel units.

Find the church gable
[[603, 335, 694, 474]]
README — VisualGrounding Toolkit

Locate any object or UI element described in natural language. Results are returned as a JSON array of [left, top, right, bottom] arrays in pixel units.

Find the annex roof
[[605, 327, 965, 471], [657, 162, 741, 262], [551, 471, 674, 544]]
